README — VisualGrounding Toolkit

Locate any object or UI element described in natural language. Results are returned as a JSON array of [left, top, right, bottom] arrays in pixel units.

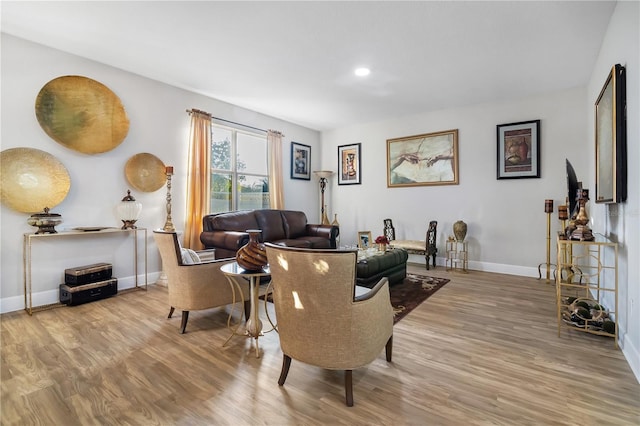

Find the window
[[210, 125, 269, 213]]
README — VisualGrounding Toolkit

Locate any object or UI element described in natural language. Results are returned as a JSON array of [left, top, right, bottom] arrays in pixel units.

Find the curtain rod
[[186, 108, 268, 134]]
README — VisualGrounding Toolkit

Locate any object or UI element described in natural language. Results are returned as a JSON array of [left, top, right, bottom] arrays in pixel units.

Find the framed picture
[[595, 64, 627, 204], [338, 143, 361, 185], [290, 142, 311, 180], [496, 120, 540, 179], [387, 129, 459, 187], [357, 231, 372, 249]]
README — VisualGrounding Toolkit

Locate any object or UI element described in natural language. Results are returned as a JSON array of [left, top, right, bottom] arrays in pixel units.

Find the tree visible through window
[[210, 125, 269, 213]]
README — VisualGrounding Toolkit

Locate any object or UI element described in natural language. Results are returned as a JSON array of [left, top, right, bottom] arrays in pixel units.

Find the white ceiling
[[1, 1, 616, 131]]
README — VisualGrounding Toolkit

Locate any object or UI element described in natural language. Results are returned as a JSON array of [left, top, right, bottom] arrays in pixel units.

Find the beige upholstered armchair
[[264, 243, 394, 407], [153, 230, 250, 334]]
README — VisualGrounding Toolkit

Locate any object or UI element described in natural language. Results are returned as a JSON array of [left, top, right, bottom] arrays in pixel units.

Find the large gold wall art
[[0, 147, 71, 213], [35, 75, 130, 154], [125, 153, 166, 192]]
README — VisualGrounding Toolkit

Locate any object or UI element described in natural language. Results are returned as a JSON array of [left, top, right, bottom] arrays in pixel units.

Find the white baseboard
[[408, 255, 540, 278], [622, 328, 640, 384], [0, 272, 160, 314]]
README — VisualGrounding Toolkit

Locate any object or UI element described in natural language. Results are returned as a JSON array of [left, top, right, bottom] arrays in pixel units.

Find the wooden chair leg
[[386, 335, 393, 362], [179, 311, 189, 334], [278, 354, 292, 386], [425, 253, 430, 270], [168, 306, 175, 319], [345, 370, 354, 407], [432, 253, 437, 269]]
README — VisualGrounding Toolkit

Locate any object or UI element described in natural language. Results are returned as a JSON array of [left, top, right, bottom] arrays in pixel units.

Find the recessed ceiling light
[[354, 67, 370, 77]]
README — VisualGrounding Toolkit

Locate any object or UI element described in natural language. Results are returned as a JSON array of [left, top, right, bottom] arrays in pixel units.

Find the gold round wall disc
[[35, 75, 130, 154], [125, 153, 166, 192], [0, 147, 71, 213]]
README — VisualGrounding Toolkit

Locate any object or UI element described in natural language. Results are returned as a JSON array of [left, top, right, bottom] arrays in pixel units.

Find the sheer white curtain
[[268, 130, 285, 209]]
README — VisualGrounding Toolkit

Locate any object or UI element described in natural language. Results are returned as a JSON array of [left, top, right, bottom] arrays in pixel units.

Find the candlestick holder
[[163, 166, 175, 232], [537, 199, 556, 283]]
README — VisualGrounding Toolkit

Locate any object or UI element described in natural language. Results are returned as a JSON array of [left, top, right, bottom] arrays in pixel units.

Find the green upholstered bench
[[356, 248, 408, 288]]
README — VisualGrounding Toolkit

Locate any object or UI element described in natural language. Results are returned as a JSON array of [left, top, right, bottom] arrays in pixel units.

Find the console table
[[556, 234, 618, 347], [23, 227, 148, 315]]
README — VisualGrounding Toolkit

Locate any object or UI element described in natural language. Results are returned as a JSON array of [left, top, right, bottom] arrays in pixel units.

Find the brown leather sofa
[[200, 209, 339, 258]]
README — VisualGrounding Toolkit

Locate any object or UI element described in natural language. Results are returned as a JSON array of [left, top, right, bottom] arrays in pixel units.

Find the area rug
[[391, 273, 450, 324], [259, 273, 449, 324]]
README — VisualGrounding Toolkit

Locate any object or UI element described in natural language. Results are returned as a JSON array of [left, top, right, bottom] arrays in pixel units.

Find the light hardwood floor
[[2, 265, 639, 425]]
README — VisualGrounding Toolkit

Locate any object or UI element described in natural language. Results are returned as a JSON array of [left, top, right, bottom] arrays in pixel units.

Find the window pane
[[237, 132, 267, 175], [237, 175, 270, 210], [212, 128, 233, 171], [211, 172, 232, 213]]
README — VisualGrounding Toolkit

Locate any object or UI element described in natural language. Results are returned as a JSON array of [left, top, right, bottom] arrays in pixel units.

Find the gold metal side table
[[221, 262, 274, 358], [445, 239, 468, 273]]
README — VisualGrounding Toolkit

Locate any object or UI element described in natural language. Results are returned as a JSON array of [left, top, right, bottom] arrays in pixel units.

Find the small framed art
[[358, 231, 372, 249], [496, 120, 540, 179], [291, 142, 311, 180], [338, 143, 361, 185]]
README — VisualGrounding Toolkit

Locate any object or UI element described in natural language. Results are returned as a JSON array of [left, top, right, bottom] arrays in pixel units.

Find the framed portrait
[[357, 231, 372, 249], [496, 120, 540, 179], [290, 142, 311, 180], [595, 64, 627, 204], [338, 143, 361, 185], [387, 129, 459, 187]]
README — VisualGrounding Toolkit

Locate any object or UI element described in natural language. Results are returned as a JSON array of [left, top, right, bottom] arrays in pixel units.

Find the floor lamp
[[313, 170, 334, 225]]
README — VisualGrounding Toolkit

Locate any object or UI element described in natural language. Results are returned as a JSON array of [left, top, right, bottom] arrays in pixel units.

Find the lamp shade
[[313, 170, 334, 179], [117, 190, 142, 229]]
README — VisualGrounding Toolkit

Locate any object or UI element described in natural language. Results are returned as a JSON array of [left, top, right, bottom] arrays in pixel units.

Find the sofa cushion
[[272, 239, 312, 248], [297, 236, 333, 249], [281, 210, 308, 239], [207, 210, 259, 232], [255, 210, 286, 241]]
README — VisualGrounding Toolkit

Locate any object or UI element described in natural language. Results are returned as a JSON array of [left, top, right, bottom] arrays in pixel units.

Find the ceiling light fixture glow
[[354, 67, 370, 77]]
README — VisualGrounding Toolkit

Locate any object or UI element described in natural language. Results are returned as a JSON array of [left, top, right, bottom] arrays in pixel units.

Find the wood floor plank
[[2, 266, 639, 425]]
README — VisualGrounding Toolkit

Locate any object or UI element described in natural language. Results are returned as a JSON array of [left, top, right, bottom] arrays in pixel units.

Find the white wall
[[0, 34, 320, 312], [321, 0, 639, 384], [586, 1, 639, 383], [322, 88, 588, 274]]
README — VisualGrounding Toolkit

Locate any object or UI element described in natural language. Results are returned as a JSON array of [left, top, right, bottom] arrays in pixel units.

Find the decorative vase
[[236, 229, 268, 271], [453, 220, 467, 242], [27, 207, 62, 234], [378, 243, 387, 252], [331, 214, 340, 245]]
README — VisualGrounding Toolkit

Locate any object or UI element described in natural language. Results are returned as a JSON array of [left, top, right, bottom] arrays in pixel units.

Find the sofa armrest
[[305, 224, 340, 247], [200, 230, 249, 251]]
